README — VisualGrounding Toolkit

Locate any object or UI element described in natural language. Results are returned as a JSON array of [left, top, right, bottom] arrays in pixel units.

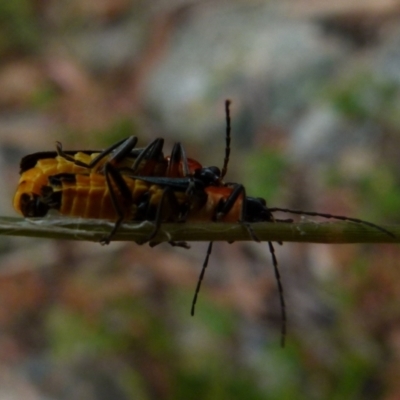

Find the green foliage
[[173, 290, 236, 337], [174, 368, 268, 400], [92, 117, 140, 147], [47, 305, 129, 359], [326, 73, 400, 126], [61, 116, 140, 149], [332, 345, 378, 400], [326, 163, 400, 222], [242, 149, 288, 202], [30, 84, 59, 108], [0, 0, 40, 56], [46, 289, 278, 399], [358, 167, 400, 222]]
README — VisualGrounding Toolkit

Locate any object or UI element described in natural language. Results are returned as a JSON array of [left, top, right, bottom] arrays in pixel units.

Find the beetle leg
[[191, 184, 248, 315], [167, 142, 190, 177], [141, 186, 184, 244], [100, 163, 134, 244], [128, 138, 165, 175], [56, 136, 137, 169], [191, 241, 213, 316]]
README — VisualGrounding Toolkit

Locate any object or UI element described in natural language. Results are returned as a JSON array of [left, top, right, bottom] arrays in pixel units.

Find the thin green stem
[[0, 217, 397, 244]]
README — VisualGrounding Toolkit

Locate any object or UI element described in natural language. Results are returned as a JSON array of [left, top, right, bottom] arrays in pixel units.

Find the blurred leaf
[[326, 72, 400, 125], [358, 167, 400, 222], [325, 164, 400, 222], [0, 0, 40, 56], [332, 352, 377, 400], [30, 84, 59, 108], [92, 117, 140, 147], [243, 149, 288, 202], [48, 305, 126, 360]]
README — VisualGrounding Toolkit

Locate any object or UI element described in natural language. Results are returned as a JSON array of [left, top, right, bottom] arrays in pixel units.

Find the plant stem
[[0, 217, 397, 244]]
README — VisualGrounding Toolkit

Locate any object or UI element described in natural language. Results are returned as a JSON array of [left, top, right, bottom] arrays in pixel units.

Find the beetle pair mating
[[13, 101, 394, 346]]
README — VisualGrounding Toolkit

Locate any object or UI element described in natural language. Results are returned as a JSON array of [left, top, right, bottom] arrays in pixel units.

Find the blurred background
[[1, 0, 400, 398]]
